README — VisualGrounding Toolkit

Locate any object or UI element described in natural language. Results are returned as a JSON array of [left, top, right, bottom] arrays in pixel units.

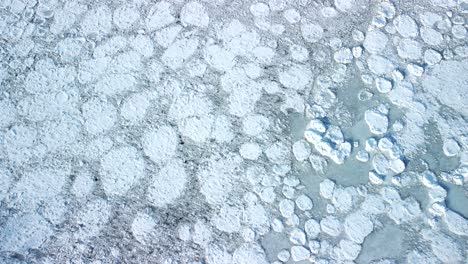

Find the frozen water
[[0, 0, 467, 263]]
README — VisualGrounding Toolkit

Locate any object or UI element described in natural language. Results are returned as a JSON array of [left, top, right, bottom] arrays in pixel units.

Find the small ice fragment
[[279, 199, 295, 218], [291, 246, 310, 262], [250, 3, 270, 17], [407, 63, 424, 76], [277, 249, 290, 262], [180, 2, 209, 28], [239, 142, 262, 160], [334, 48, 353, 64], [393, 14, 419, 38], [284, 9, 301, 24], [444, 210, 468, 236], [378, 137, 393, 152], [369, 171, 385, 185], [356, 150, 370, 162], [375, 77, 393, 93], [304, 219, 321, 239], [301, 22, 323, 43], [320, 216, 342, 237], [272, 218, 284, 232], [290, 228, 307, 245], [365, 110, 389, 135], [320, 179, 335, 199], [292, 140, 311, 161], [389, 159, 406, 174], [420, 171, 439, 188], [424, 49, 442, 65], [365, 138, 378, 152], [296, 194, 313, 211], [372, 153, 390, 175], [344, 212, 374, 244], [363, 30, 388, 54], [443, 138, 461, 157]]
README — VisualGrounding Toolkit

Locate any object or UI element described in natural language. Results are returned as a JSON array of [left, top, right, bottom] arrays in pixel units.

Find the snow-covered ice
[[0, 0, 467, 263]]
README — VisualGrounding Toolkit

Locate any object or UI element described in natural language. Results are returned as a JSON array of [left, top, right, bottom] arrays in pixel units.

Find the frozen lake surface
[[0, 0, 467, 263]]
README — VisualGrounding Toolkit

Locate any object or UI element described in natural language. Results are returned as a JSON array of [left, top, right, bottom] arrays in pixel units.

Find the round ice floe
[[100, 146, 145, 196], [377, 4, 395, 19], [304, 219, 321, 239], [290, 228, 306, 245], [320, 179, 335, 199], [375, 77, 393, 93], [295, 194, 313, 211], [265, 142, 291, 164], [142, 126, 177, 164], [181, 1, 209, 28], [75, 198, 111, 239], [320, 215, 342, 236], [162, 38, 199, 70], [363, 30, 388, 54], [277, 249, 290, 262], [452, 24, 467, 39], [442, 138, 460, 157], [71, 170, 94, 199], [205, 244, 233, 264], [250, 2, 270, 17], [292, 140, 311, 161], [192, 220, 212, 246], [333, 239, 362, 261], [113, 4, 140, 30], [284, 9, 301, 24], [424, 49, 442, 65], [290, 44, 309, 62], [367, 55, 395, 75], [212, 205, 241, 233], [321, 7, 338, 17], [278, 64, 312, 90], [344, 212, 373, 244], [301, 22, 323, 43], [389, 158, 406, 174], [239, 142, 262, 160], [334, 0, 355, 12], [146, 1, 175, 31], [233, 243, 268, 264], [393, 14, 419, 38], [279, 199, 295, 218], [372, 153, 391, 175], [0, 213, 52, 253], [81, 6, 112, 36], [131, 213, 156, 244], [121, 93, 151, 123], [290, 246, 310, 261], [365, 138, 377, 152], [420, 27, 443, 46], [397, 38, 422, 60], [147, 160, 187, 207], [179, 115, 214, 143], [0, 100, 17, 128], [356, 150, 370, 162], [334, 48, 353, 64], [369, 171, 385, 185], [365, 110, 388, 135], [242, 115, 270, 136], [82, 98, 117, 135]]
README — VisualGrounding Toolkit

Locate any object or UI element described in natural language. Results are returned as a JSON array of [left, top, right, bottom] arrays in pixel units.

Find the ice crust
[[0, 0, 467, 263]]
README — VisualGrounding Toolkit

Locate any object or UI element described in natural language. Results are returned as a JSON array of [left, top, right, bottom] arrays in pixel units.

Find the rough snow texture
[[0, 0, 467, 263]]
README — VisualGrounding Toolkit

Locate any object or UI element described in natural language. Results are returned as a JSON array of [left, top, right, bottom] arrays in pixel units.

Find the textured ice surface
[[0, 0, 468, 263]]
